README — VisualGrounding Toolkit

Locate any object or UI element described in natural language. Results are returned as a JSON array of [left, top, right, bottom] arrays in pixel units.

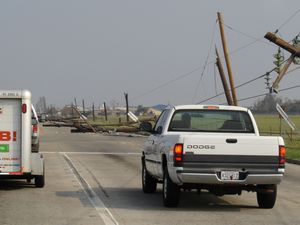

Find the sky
[[1, 0, 300, 108]]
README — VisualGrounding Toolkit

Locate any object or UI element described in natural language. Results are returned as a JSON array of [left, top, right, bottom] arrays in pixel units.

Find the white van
[[0, 90, 45, 187]]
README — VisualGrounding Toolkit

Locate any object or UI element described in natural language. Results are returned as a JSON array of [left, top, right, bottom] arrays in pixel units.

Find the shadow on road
[[102, 187, 257, 211], [55, 186, 257, 211], [0, 180, 35, 190], [56, 190, 92, 207]]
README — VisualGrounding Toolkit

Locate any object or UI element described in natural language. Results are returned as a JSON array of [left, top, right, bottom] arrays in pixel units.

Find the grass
[[254, 115, 300, 160]]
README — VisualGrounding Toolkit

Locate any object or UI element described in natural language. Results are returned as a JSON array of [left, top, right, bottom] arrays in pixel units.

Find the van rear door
[[0, 99, 22, 173]]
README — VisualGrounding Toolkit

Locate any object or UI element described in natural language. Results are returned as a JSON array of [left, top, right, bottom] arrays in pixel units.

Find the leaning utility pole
[[264, 32, 300, 92], [215, 47, 234, 106], [124, 93, 129, 122], [72, 106, 97, 133], [217, 12, 238, 106]]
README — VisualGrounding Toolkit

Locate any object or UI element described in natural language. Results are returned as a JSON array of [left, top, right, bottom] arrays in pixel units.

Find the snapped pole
[[264, 32, 300, 92], [272, 55, 294, 91]]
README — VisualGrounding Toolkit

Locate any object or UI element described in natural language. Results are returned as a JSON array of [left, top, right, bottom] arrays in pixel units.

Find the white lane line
[[62, 153, 119, 225], [43, 151, 140, 155]]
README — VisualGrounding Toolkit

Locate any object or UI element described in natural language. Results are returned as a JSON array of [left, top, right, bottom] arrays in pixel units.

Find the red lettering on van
[[0, 131, 16, 141]]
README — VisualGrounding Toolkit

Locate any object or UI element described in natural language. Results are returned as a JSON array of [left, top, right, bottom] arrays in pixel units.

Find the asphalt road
[[0, 127, 300, 225]]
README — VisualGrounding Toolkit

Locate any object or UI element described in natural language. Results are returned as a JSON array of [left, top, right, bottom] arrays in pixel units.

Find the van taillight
[[279, 146, 286, 167], [22, 104, 27, 113], [33, 124, 38, 133], [174, 144, 183, 162]]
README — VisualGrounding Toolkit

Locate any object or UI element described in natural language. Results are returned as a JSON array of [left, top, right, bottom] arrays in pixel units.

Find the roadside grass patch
[[254, 115, 300, 160]]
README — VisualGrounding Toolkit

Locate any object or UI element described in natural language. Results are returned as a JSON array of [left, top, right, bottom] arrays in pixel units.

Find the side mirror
[[139, 122, 153, 132]]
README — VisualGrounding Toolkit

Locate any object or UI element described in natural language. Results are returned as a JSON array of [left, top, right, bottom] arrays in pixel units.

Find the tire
[[163, 167, 180, 207], [31, 141, 40, 153], [35, 175, 45, 188], [257, 184, 277, 209], [35, 163, 45, 188], [142, 160, 157, 193]]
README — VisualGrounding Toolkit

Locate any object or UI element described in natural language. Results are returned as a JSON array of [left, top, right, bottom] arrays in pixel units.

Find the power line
[[279, 84, 300, 93], [133, 36, 269, 102], [196, 69, 276, 104], [131, 65, 204, 101], [234, 58, 290, 89], [193, 20, 217, 101], [224, 23, 273, 46], [237, 93, 269, 102], [196, 62, 299, 104], [132, 12, 300, 102], [224, 84, 300, 104], [276, 8, 300, 33]]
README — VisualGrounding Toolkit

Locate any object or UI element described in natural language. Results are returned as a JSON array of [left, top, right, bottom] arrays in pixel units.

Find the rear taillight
[[279, 145, 286, 167], [22, 104, 27, 113], [33, 124, 38, 133], [174, 144, 183, 162]]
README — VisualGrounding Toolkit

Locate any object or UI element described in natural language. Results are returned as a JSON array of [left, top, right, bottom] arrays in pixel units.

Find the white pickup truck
[[141, 105, 285, 208]]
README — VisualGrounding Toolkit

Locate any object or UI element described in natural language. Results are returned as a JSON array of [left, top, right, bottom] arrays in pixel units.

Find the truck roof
[[172, 105, 249, 112], [0, 90, 31, 99]]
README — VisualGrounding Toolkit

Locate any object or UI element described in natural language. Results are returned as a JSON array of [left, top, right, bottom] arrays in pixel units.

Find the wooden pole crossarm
[[264, 32, 300, 57]]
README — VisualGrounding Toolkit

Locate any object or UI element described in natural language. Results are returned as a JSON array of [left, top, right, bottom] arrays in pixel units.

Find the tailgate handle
[[226, 139, 237, 144]]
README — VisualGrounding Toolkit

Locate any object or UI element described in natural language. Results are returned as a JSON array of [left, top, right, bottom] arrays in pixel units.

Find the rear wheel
[[35, 175, 45, 188], [142, 160, 157, 193], [257, 184, 277, 209], [163, 167, 180, 207], [35, 162, 45, 188]]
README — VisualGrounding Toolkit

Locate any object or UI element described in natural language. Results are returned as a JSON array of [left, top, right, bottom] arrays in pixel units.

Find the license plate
[[221, 171, 239, 181]]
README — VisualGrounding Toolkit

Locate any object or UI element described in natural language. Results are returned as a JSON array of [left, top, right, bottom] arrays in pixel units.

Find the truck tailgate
[[0, 99, 22, 173], [183, 135, 280, 165]]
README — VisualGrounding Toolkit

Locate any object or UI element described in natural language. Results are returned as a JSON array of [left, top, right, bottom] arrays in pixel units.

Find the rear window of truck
[[168, 109, 254, 133]]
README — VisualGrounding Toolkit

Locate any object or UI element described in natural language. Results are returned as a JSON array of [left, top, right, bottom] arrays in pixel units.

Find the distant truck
[[142, 105, 285, 208], [0, 90, 45, 187]]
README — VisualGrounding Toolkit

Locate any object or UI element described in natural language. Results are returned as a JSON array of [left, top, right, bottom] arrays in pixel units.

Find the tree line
[[251, 94, 300, 114]]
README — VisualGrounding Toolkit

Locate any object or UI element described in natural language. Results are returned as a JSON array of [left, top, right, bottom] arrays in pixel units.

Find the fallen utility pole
[[272, 55, 294, 92], [72, 106, 97, 133], [217, 12, 238, 106], [264, 32, 300, 92], [215, 47, 234, 106]]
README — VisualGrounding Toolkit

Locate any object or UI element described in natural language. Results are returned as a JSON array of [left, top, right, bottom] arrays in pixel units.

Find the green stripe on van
[[0, 144, 9, 152]]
